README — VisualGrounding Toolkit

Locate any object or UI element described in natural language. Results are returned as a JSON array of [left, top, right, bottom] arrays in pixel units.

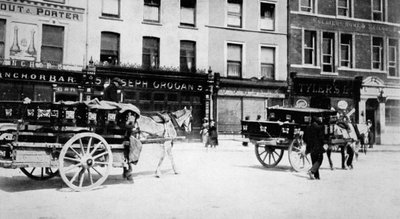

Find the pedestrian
[[208, 120, 219, 148], [367, 119, 375, 148], [122, 110, 142, 183], [103, 77, 123, 102], [304, 116, 327, 180], [200, 118, 209, 146]]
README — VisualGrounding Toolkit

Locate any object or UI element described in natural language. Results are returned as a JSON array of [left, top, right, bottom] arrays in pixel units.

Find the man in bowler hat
[[304, 116, 327, 180], [103, 77, 122, 102]]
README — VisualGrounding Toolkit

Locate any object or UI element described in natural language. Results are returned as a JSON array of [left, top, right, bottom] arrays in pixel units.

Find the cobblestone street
[[1, 140, 400, 219]]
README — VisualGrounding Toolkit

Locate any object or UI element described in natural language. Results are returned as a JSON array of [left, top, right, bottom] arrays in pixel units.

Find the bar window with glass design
[[340, 34, 352, 68], [100, 32, 120, 65], [181, 0, 196, 26], [372, 0, 384, 21], [372, 37, 384, 70], [388, 39, 398, 77], [300, 0, 315, 13], [227, 43, 242, 78], [322, 32, 335, 73], [143, 37, 159, 69], [0, 19, 5, 59], [304, 30, 316, 65], [180, 41, 196, 72], [338, 0, 351, 17], [102, 0, 120, 18], [41, 25, 64, 64], [144, 0, 160, 22], [260, 2, 275, 30], [227, 0, 242, 27], [260, 47, 275, 79]]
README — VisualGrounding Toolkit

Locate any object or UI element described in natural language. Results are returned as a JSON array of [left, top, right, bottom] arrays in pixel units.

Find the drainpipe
[[85, 0, 90, 65]]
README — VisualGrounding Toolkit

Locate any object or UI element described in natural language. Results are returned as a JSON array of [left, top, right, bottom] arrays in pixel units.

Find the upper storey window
[[338, 0, 351, 17], [372, 0, 384, 21], [388, 39, 399, 77], [143, 37, 160, 69], [102, 0, 120, 18], [300, 0, 315, 13], [181, 0, 196, 27], [372, 37, 384, 70], [41, 25, 64, 65], [260, 2, 275, 30], [144, 0, 160, 23], [100, 32, 120, 65], [227, 0, 242, 28], [304, 30, 316, 65], [227, 43, 242, 77]]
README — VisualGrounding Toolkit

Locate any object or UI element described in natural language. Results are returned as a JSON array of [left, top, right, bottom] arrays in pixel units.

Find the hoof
[[155, 171, 161, 178]]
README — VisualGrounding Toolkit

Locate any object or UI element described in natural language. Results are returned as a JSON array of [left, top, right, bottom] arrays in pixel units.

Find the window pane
[[261, 47, 274, 63], [42, 25, 64, 47], [228, 44, 241, 61], [41, 47, 63, 64], [304, 31, 314, 47], [0, 19, 5, 42], [304, 49, 313, 64], [261, 64, 274, 79], [144, 6, 159, 21], [373, 0, 381, 10], [181, 7, 195, 25], [227, 62, 241, 77], [103, 0, 119, 16], [338, 0, 348, 7]]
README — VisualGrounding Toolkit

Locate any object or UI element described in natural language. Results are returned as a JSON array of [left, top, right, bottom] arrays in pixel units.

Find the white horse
[[131, 107, 192, 177]]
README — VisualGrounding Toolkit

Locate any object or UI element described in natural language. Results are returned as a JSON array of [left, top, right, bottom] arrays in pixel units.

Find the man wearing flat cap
[[103, 77, 122, 102]]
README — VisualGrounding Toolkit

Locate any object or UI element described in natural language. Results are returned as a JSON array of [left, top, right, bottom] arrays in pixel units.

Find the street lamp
[[377, 87, 386, 103]]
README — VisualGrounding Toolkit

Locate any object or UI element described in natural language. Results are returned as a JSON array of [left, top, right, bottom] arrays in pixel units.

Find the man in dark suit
[[304, 116, 326, 180], [103, 77, 122, 102]]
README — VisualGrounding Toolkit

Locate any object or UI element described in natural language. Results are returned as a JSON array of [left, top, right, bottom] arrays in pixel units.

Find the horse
[[326, 121, 367, 170], [134, 107, 192, 177]]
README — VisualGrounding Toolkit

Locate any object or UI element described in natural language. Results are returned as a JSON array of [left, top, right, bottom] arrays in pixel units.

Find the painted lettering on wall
[[293, 78, 356, 98], [0, 1, 83, 21]]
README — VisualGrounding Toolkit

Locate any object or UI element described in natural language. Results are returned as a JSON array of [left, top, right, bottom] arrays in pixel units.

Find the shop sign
[[0, 0, 83, 21], [95, 77, 204, 92], [0, 69, 77, 84], [293, 78, 356, 98]]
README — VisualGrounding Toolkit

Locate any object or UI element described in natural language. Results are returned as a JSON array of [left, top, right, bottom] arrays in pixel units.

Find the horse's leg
[[341, 145, 347, 169], [155, 143, 166, 178], [166, 141, 179, 174], [326, 148, 333, 170]]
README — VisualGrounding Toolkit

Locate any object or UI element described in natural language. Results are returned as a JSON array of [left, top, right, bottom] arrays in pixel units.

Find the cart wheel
[[288, 139, 311, 172], [20, 167, 59, 180], [59, 132, 113, 191], [255, 143, 284, 168]]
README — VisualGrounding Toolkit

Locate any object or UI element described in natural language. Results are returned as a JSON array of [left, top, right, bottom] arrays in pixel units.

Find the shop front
[[0, 64, 209, 139], [290, 73, 362, 121]]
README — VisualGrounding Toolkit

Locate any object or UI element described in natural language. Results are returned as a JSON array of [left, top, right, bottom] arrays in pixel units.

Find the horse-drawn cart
[[241, 107, 340, 172], [0, 100, 191, 191]]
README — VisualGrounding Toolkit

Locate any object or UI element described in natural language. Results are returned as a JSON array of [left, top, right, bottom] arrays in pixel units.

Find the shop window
[[322, 32, 335, 73], [0, 19, 5, 59], [0, 83, 51, 101], [180, 41, 196, 72], [372, 0, 384, 21], [142, 37, 159, 69], [153, 93, 165, 101], [227, 43, 242, 78], [260, 47, 275, 79], [338, 0, 351, 17], [388, 39, 399, 77], [260, 2, 275, 30], [102, 0, 120, 18], [227, 0, 242, 28], [340, 34, 352, 68], [100, 32, 120, 65], [139, 92, 151, 101], [144, 0, 160, 22], [181, 0, 196, 26], [300, 0, 315, 13], [372, 37, 384, 70], [304, 30, 316, 65], [41, 25, 64, 65], [386, 100, 400, 125]]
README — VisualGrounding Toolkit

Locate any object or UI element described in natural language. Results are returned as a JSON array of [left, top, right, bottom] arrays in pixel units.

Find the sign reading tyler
[[293, 78, 355, 97], [0, 0, 83, 21]]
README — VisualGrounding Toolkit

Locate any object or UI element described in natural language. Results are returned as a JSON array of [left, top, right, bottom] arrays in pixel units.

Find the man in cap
[[103, 77, 122, 102], [304, 116, 326, 180]]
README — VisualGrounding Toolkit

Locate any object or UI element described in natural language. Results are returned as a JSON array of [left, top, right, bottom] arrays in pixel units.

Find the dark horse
[[326, 122, 368, 170]]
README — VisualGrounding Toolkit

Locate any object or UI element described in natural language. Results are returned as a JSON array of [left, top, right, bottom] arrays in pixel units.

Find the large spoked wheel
[[59, 132, 113, 192], [255, 142, 284, 168], [20, 167, 59, 180], [288, 139, 311, 172]]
